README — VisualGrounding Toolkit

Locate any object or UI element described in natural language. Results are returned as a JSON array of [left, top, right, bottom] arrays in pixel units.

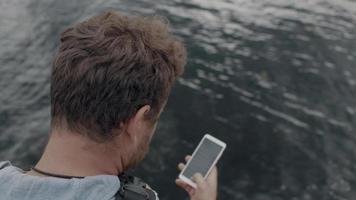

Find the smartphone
[[178, 134, 226, 188]]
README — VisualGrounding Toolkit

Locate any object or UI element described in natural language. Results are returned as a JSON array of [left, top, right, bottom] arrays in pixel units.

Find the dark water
[[1, 0, 356, 199]]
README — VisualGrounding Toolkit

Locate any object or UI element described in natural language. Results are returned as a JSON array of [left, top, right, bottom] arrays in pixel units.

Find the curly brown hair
[[50, 11, 187, 142]]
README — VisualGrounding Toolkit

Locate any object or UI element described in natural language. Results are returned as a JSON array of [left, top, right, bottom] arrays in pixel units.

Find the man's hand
[[175, 155, 218, 200]]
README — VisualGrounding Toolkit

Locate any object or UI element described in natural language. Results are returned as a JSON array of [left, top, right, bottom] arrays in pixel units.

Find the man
[[0, 11, 217, 200]]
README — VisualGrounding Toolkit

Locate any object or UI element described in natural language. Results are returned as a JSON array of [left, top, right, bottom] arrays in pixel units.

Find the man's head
[[50, 11, 186, 168]]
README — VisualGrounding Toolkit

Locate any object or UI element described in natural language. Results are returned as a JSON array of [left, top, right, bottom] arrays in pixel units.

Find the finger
[[207, 166, 218, 181], [187, 186, 195, 196], [185, 155, 191, 162], [205, 167, 218, 188], [175, 179, 195, 194], [191, 173, 205, 186], [177, 163, 185, 171]]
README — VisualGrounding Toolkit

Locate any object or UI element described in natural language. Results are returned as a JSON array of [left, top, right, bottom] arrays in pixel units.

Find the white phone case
[[178, 134, 226, 188]]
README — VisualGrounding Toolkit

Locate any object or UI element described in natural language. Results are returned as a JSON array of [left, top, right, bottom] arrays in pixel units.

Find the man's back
[[0, 161, 120, 200]]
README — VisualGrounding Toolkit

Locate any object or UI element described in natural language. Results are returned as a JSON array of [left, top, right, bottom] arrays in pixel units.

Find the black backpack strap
[[116, 173, 158, 200]]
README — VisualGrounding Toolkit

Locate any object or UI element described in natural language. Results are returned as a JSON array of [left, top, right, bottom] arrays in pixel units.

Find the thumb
[[191, 173, 205, 186]]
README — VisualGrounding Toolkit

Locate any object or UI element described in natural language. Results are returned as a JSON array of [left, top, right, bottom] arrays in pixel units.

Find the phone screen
[[182, 137, 223, 179]]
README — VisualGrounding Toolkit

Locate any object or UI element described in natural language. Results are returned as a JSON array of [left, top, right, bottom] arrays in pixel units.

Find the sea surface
[[0, 0, 356, 199]]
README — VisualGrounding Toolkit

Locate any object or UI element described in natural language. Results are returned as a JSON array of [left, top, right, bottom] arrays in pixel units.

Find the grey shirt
[[0, 161, 120, 200]]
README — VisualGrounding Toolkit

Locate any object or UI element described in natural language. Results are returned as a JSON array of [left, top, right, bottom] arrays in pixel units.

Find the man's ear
[[135, 105, 151, 120], [125, 105, 151, 139]]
